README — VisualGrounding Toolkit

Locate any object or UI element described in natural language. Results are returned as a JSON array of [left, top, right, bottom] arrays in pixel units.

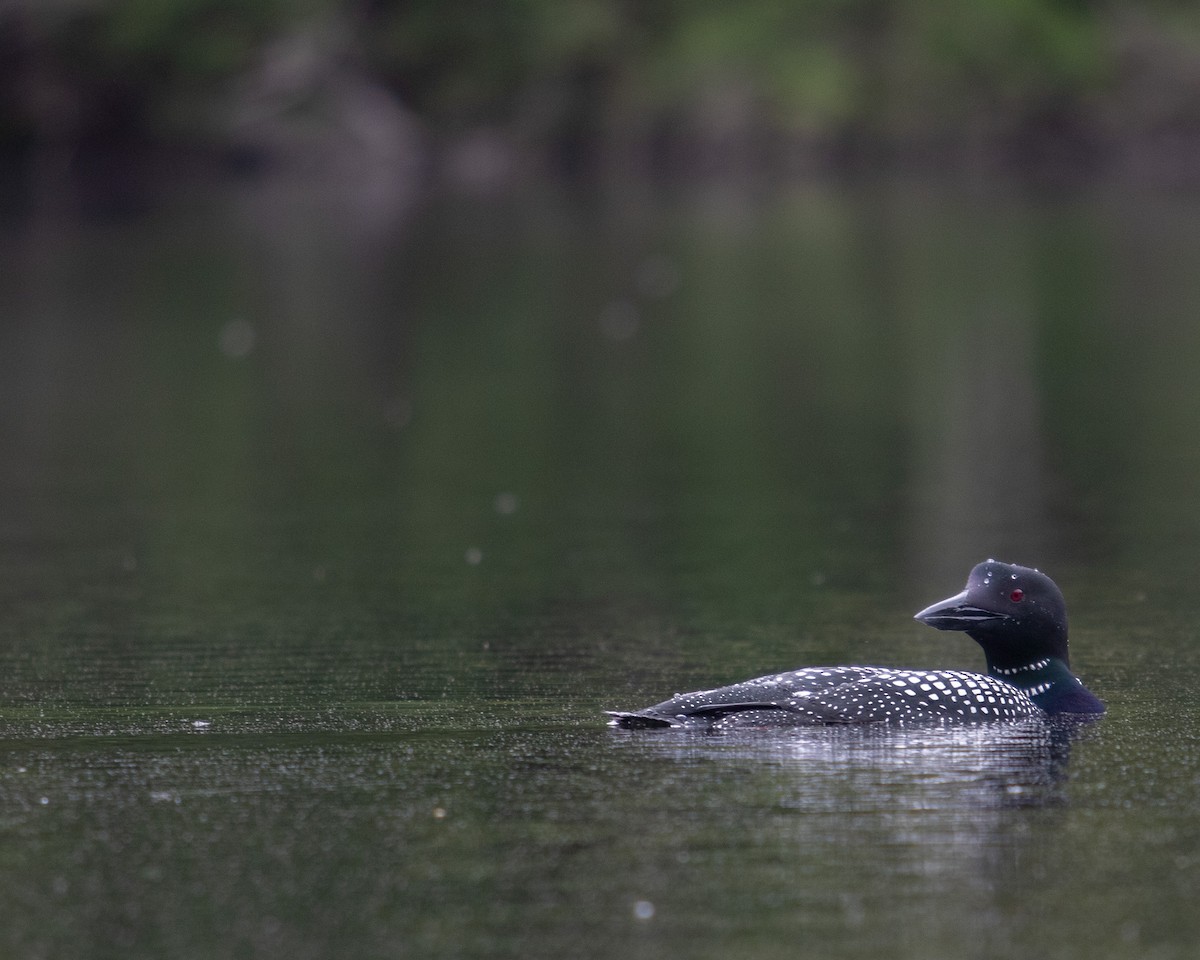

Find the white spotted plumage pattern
[[606, 665, 1045, 729]]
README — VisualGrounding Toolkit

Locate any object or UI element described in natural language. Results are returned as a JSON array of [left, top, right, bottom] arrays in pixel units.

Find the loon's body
[[606, 560, 1105, 730]]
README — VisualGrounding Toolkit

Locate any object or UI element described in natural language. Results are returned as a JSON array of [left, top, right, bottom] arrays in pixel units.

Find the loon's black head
[[914, 560, 1069, 671]]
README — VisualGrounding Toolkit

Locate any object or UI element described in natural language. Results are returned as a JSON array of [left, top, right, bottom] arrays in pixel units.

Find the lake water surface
[[1, 177, 1199, 958]]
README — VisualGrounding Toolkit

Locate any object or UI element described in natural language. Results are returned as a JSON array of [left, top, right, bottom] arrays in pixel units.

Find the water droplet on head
[[633, 900, 655, 920]]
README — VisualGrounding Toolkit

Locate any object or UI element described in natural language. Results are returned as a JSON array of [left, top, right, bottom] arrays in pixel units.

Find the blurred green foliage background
[[1, 0, 1199, 180]]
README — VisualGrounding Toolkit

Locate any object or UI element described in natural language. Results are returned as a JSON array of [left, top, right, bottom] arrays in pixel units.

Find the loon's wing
[[606, 700, 820, 729], [606, 667, 897, 729]]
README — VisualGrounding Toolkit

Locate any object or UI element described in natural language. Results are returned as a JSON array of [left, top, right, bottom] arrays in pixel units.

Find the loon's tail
[[605, 711, 675, 729]]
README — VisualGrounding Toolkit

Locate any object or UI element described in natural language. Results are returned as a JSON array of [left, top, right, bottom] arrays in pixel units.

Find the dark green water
[[2, 179, 1199, 958]]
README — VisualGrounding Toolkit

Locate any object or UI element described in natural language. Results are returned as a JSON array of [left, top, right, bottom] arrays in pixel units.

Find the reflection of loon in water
[[607, 561, 1105, 730], [622, 716, 1098, 811]]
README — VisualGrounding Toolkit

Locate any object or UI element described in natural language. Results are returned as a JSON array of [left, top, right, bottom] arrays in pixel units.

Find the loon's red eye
[[1010, 589, 1024, 602]]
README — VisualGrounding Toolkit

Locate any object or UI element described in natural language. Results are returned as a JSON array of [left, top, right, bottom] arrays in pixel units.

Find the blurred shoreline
[[2, 118, 1199, 227], [4, 1, 1200, 220]]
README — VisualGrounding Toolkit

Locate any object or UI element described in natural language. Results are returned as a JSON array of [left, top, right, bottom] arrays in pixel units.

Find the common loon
[[606, 560, 1105, 729]]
